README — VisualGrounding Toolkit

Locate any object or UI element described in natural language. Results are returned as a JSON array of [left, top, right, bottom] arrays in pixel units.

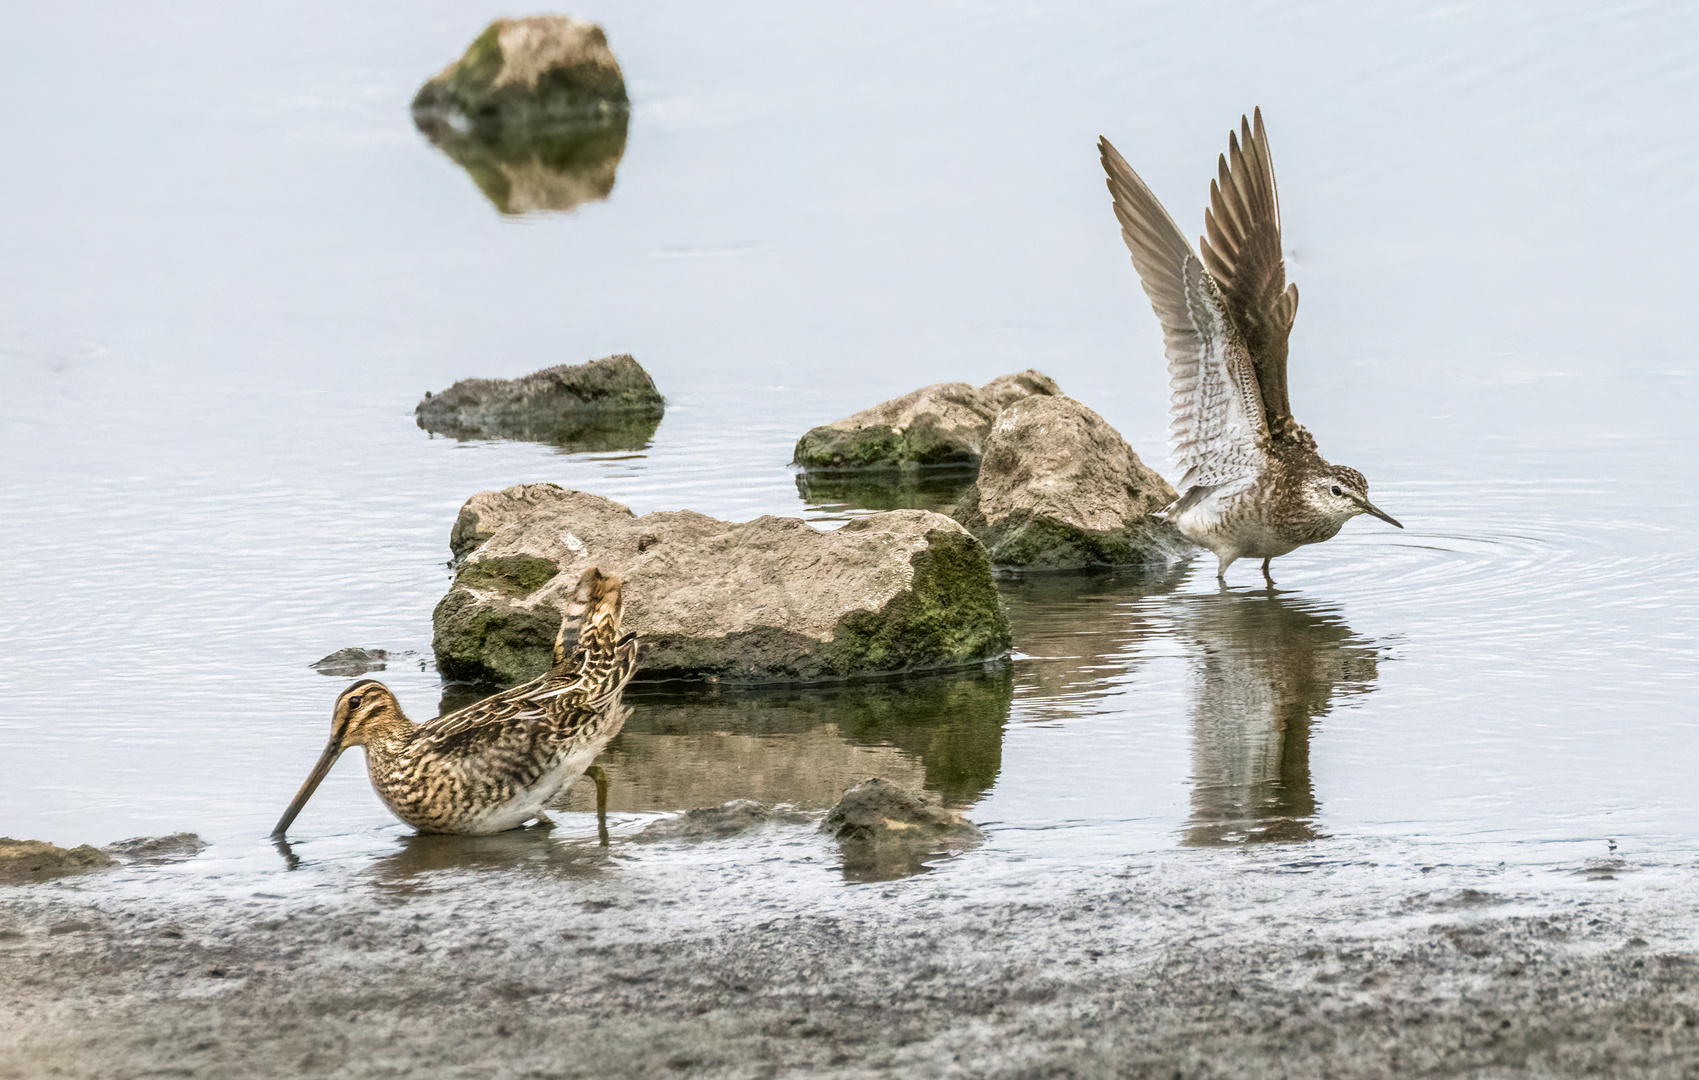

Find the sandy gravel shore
[[2, 840, 1695, 1079]]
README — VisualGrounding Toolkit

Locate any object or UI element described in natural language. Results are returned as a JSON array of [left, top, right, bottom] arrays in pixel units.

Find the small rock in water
[[0, 839, 115, 885], [821, 778, 983, 881], [104, 833, 208, 865], [416, 354, 663, 450], [952, 395, 1191, 570], [792, 370, 1060, 471], [412, 16, 629, 130], [637, 800, 812, 842], [310, 647, 391, 677]]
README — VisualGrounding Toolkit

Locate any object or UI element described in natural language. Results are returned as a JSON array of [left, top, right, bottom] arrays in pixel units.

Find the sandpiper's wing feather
[[418, 567, 638, 743], [1100, 136, 1268, 490], [1199, 108, 1300, 432]]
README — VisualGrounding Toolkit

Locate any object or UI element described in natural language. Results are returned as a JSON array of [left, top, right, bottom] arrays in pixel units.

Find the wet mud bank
[[3, 855, 1695, 1079]]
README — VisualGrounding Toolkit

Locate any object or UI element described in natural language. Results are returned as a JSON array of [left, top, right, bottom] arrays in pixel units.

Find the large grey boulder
[[952, 395, 1190, 569], [412, 16, 629, 131], [792, 370, 1060, 471], [416, 354, 663, 450], [433, 485, 1011, 685]]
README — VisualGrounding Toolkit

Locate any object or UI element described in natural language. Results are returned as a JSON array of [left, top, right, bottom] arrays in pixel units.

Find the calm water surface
[[2, 2, 1696, 900]]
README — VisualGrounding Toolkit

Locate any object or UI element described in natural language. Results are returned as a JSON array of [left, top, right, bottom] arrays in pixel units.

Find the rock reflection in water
[[1000, 564, 1191, 715], [414, 112, 628, 216], [795, 466, 978, 517], [440, 667, 1010, 816], [1173, 591, 1378, 846]]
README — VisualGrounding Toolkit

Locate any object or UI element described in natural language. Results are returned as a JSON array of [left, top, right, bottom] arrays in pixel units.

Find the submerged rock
[[952, 395, 1190, 569], [821, 777, 983, 881], [0, 838, 115, 885], [311, 647, 392, 677], [637, 800, 813, 842], [412, 16, 629, 131], [792, 370, 1060, 471], [416, 354, 663, 450], [103, 834, 208, 866], [433, 484, 1010, 685]]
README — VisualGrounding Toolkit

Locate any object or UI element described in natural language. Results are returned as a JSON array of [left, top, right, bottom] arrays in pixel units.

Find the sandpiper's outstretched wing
[[1100, 136, 1268, 491], [1199, 108, 1301, 435]]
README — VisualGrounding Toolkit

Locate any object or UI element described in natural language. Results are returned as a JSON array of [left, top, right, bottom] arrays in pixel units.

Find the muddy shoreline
[[2, 840, 1695, 1079]]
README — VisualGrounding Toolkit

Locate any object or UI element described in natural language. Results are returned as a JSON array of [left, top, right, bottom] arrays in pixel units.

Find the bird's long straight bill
[[271, 737, 343, 838], [1357, 499, 1404, 529]]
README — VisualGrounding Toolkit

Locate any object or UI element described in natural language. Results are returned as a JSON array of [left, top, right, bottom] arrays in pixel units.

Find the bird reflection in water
[[440, 667, 1012, 816], [368, 828, 614, 889], [1174, 589, 1378, 846]]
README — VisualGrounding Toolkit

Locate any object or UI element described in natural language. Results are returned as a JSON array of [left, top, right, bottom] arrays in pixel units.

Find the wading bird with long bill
[[272, 566, 639, 839]]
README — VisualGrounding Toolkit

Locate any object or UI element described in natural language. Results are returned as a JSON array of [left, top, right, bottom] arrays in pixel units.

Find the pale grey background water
[[1, 2, 1695, 894]]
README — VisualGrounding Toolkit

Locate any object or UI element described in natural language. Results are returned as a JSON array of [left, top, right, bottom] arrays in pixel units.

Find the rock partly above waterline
[[416, 354, 663, 450], [821, 777, 984, 880], [412, 16, 629, 132], [433, 484, 1011, 685], [310, 647, 395, 677], [104, 834, 208, 866], [792, 370, 1060, 471], [0, 839, 114, 885], [952, 395, 1190, 570]]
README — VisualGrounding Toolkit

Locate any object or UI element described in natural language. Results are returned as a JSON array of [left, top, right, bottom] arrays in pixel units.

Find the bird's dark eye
[[1330, 485, 1343, 496], [347, 694, 363, 710]]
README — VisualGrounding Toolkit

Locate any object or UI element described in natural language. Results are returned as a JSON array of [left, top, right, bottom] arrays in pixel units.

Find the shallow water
[[2, 2, 1696, 906]]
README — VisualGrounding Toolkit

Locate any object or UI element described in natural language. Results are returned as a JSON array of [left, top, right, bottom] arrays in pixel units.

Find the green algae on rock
[[952, 394, 1191, 570], [416, 354, 663, 450], [792, 370, 1060, 471], [432, 485, 1010, 685]]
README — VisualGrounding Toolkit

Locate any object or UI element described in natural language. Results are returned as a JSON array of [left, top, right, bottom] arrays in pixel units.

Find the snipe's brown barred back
[[272, 566, 640, 838], [1099, 109, 1401, 584]]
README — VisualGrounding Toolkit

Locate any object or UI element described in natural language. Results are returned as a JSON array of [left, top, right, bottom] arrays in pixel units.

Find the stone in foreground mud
[[433, 484, 1010, 685], [416, 354, 663, 450], [953, 395, 1190, 569], [822, 777, 983, 880], [792, 370, 1060, 471], [0, 839, 114, 885]]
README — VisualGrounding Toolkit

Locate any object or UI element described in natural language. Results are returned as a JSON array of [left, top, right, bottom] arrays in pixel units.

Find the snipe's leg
[[1261, 558, 1276, 586], [532, 810, 556, 829], [587, 765, 610, 846]]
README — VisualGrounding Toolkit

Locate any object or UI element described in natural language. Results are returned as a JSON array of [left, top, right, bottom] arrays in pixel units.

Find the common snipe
[[272, 566, 639, 838], [1100, 109, 1401, 584]]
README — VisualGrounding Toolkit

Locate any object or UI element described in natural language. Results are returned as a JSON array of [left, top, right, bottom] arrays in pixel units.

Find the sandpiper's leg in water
[[532, 810, 556, 829], [588, 765, 610, 846], [1215, 553, 1237, 583], [1262, 558, 1275, 585]]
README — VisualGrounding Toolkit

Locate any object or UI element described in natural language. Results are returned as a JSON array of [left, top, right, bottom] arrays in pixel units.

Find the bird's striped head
[[331, 679, 406, 748], [1308, 465, 1402, 530]]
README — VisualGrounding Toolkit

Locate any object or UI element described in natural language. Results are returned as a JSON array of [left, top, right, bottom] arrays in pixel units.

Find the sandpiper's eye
[[347, 694, 363, 710], [1329, 485, 1343, 497]]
